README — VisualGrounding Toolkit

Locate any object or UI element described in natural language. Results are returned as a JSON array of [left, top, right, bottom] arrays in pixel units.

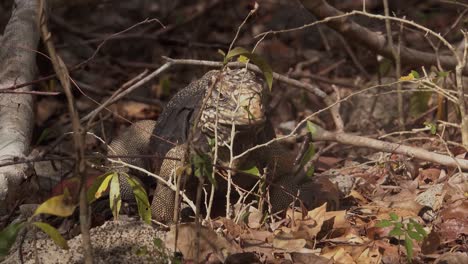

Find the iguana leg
[[107, 120, 157, 201], [151, 144, 186, 223]]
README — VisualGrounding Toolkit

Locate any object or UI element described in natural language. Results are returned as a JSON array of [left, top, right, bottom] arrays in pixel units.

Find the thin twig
[[37, 1, 92, 262]]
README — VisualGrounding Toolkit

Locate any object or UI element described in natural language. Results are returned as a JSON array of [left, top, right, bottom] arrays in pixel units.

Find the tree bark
[[0, 0, 39, 214]]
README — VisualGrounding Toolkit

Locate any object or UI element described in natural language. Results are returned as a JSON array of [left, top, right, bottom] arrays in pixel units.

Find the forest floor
[[0, 0, 467, 263]]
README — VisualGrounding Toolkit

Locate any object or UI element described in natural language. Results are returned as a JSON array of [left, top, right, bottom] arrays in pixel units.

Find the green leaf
[[394, 222, 403, 229], [407, 230, 424, 241], [217, 49, 226, 58], [248, 54, 273, 90], [375, 219, 393, 228], [191, 152, 215, 187], [87, 172, 115, 203], [437, 71, 449, 78], [224, 47, 250, 64], [238, 55, 250, 63], [389, 212, 399, 221], [424, 121, 437, 135], [241, 166, 260, 177], [410, 70, 420, 79], [109, 173, 122, 220], [0, 222, 25, 257], [95, 173, 114, 199], [224, 47, 274, 90], [33, 193, 77, 217], [389, 227, 404, 237], [404, 234, 414, 262], [306, 121, 317, 136], [410, 219, 427, 238], [299, 143, 315, 177], [126, 176, 151, 224], [32, 222, 68, 249]]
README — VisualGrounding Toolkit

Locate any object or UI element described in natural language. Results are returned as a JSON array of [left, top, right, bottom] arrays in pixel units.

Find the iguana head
[[201, 68, 268, 134]]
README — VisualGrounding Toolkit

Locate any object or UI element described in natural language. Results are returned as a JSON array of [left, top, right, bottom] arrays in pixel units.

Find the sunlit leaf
[[0, 222, 25, 257], [95, 173, 114, 199], [224, 47, 250, 64], [241, 166, 260, 177], [33, 193, 77, 217], [87, 172, 115, 203], [126, 176, 151, 224], [33, 222, 68, 249], [400, 72, 415, 81], [424, 122, 437, 135], [410, 70, 420, 79], [237, 55, 250, 63], [109, 173, 122, 219], [224, 47, 274, 90], [390, 212, 399, 221]]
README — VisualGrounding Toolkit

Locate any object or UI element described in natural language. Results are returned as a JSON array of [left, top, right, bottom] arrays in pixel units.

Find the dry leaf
[[164, 223, 241, 262], [321, 247, 356, 264], [272, 231, 307, 251], [356, 246, 382, 264]]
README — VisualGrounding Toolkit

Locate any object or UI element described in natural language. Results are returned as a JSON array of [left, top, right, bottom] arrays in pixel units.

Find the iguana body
[[109, 68, 338, 222]]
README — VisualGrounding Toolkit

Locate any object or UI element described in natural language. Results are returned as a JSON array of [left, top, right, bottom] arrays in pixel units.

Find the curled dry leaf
[[321, 247, 355, 264], [356, 246, 382, 264], [326, 227, 366, 245], [247, 207, 263, 229], [418, 168, 442, 183], [164, 223, 241, 263], [283, 203, 327, 239], [291, 252, 333, 264], [272, 230, 307, 252]]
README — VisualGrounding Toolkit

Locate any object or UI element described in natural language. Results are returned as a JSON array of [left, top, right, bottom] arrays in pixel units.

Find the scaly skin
[[109, 68, 338, 223]]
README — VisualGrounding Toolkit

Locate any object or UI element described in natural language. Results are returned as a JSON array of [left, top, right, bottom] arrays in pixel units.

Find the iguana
[[108, 68, 339, 222]]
